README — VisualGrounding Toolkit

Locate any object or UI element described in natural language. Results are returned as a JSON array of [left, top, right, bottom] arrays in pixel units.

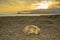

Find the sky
[[0, 0, 60, 13], [0, 0, 40, 13]]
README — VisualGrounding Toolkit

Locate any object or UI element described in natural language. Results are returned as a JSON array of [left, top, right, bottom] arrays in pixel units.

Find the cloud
[[0, 0, 40, 8], [0, 0, 40, 13]]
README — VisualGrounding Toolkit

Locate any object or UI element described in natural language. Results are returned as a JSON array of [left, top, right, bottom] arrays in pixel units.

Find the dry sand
[[0, 15, 60, 40]]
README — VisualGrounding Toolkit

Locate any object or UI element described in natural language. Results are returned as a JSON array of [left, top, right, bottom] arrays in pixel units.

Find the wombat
[[23, 25, 41, 35]]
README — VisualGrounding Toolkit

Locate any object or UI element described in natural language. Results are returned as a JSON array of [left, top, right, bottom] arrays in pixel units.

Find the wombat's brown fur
[[23, 25, 40, 35]]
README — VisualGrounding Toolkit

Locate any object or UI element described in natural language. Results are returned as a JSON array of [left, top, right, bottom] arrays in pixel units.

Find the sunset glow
[[0, 0, 60, 13], [33, 1, 52, 9]]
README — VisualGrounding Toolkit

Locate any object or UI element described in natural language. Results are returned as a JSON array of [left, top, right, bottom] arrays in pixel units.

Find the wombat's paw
[[23, 25, 41, 35]]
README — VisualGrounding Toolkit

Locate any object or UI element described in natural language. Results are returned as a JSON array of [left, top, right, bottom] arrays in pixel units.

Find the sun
[[37, 3, 49, 9], [32, 1, 52, 9], [37, 1, 52, 9]]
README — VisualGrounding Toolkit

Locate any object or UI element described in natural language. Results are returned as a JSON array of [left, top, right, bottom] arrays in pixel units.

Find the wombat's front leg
[[35, 29, 40, 35]]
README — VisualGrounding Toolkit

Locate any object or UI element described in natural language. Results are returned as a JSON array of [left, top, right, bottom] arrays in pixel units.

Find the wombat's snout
[[23, 25, 41, 35]]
